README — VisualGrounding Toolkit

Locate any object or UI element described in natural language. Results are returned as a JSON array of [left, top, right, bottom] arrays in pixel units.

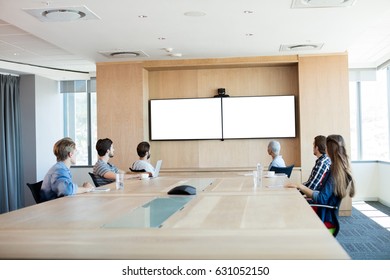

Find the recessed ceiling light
[[158, 37, 167, 40], [245, 33, 254, 36], [98, 50, 149, 58], [184, 11, 206, 17], [43, 9, 86, 21], [138, 15, 148, 18], [23, 5, 100, 22], [291, 0, 356, 8], [244, 10, 254, 14], [280, 43, 324, 51]]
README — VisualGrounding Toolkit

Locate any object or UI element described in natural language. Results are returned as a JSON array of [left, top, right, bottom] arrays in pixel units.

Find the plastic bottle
[[256, 163, 262, 186]]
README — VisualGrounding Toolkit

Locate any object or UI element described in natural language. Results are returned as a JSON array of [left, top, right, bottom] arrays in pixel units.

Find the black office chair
[[129, 168, 146, 172], [88, 172, 106, 187], [309, 204, 340, 237], [26, 180, 43, 204], [270, 164, 294, 178]]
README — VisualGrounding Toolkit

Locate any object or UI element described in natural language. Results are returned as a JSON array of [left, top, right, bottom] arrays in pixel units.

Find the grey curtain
[[0, 74, 23, 213]]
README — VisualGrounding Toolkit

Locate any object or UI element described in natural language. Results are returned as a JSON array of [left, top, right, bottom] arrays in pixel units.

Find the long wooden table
[[0, 172, 350, 259]]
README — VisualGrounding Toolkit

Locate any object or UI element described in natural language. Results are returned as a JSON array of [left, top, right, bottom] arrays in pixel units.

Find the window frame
[[61, 78, 96, 167]]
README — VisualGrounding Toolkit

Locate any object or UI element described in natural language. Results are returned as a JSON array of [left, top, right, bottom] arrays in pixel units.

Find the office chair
[[88, 172, 106, 187], [129, 168, 146, 172], [26, 180, 43, 204], [269, 164, 294, 178], [309, 204, 340, 237]]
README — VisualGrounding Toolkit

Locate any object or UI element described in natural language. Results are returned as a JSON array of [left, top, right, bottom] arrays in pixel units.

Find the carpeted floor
[[336, 201, 390, 260]]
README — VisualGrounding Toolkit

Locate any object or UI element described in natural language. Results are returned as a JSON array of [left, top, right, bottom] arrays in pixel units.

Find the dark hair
[[314, 135, 327, 154], [53, 137, 76, 161], [137, 141, 150, 157], [96, 138, 113, 156]]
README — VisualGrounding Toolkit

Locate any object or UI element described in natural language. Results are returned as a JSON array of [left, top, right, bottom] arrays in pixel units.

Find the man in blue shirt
[[303, 135, 331, 190], [40, 137, 94, 202]]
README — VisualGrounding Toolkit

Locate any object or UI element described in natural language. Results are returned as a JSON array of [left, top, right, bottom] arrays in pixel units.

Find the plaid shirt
[[303, 154, 331, 190]]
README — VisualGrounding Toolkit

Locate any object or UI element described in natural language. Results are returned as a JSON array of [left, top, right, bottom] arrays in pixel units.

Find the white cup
[[140, 173, 149, 180], [266, 171, 275, 177], [116, 173, 124, 190]]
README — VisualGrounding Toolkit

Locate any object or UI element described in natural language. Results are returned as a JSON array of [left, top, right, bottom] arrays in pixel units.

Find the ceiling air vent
[[280, 43, 324, 51], [291, 0, 356, 8], [23, 5, 100, 22], [98, 50, 149, 58]]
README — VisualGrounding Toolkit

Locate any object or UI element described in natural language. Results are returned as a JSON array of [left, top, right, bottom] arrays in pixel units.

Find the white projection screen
[[150, 98, 223, 140], [222, 96, 296, 139], [149, 96, 296, 140]]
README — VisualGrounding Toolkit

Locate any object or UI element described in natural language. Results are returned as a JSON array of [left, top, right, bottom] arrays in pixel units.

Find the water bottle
[[256, 163, 262, 186]]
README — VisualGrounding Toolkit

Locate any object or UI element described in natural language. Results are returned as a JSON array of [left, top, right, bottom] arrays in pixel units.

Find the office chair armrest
[[309, 204, 338, 210]]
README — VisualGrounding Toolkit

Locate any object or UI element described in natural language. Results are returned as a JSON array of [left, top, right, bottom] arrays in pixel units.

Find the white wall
[[34, 76, 63, 179], [352, 161, 390, 207], [378, 162, 390, 207], [20, 74, 62, 207]]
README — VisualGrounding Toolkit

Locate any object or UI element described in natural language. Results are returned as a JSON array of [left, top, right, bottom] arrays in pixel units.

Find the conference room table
[[0, 172, 350, 259]]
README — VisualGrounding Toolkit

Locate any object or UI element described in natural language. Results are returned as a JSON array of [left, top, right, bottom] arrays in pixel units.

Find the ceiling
[[1, 0, 390, 80]]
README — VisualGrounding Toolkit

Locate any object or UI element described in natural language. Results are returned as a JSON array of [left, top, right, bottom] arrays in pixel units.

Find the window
[[62, 79, 97, 166], [349, 68, 390, 161]]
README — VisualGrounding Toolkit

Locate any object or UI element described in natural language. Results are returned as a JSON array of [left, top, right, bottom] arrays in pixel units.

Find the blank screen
[[222, 96, 296, 139], [150, 98, 223, 140]]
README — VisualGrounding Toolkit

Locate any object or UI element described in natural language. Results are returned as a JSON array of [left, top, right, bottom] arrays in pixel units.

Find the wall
[[378, 162, 390, 206], [148, 65, 300, 170], [20, 75, 62, 207], [96, 54, 350, 178], [298, 54, 351, 181], [351, 162, 380, 202], [96, 63, 147, 172], [349, 161, 390, 207]]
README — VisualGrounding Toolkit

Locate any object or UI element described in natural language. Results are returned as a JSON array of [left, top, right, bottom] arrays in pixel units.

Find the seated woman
[[286, 134, 355, 226]]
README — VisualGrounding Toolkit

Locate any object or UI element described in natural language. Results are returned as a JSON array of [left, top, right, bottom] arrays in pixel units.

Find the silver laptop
[[153, 160, 163, 178]]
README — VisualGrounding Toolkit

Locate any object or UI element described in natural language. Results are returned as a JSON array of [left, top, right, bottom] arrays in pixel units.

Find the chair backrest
[[129, 168, 146, 172], [88, 172, 106, 187], [26, 181, 43, 204], [309, 204, 340, 237], [269, 164, 294, 178]]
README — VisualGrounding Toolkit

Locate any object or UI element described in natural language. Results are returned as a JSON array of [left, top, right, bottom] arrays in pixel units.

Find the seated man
[[93, 138, 138, 186], [267, 140, 286, 170], [40, 137, 94, 202], [303, 135, 331, 190], [131, 141, 155, 177]]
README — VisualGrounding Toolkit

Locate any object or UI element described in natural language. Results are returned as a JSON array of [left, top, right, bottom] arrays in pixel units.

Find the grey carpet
[[336, 201, 390, 260]]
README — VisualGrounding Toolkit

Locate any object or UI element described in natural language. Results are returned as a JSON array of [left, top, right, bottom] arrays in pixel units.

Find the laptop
[[153, 160, 163, 178]]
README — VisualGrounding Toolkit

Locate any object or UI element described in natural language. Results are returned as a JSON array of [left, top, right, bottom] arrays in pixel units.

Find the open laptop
[[153, 160, 163, 178]]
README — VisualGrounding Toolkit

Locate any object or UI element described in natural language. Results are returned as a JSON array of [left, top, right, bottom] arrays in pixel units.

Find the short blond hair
[[53, 137, 76, 161]]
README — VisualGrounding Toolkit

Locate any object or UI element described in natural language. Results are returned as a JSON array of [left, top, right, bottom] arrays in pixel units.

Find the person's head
[[326, 134, 355, 199], [96, 138, 114, 157], [313, 135, 327, 156], [137, 141, 150, 159], [53, 137, 76, 164], [268, 141, 281, 157]]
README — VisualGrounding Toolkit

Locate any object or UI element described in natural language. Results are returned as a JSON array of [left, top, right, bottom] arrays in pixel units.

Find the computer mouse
[[167, 185, 196, 195]]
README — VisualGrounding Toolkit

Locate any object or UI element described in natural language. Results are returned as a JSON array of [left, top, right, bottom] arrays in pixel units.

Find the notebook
[[153, 160, 163, 178]]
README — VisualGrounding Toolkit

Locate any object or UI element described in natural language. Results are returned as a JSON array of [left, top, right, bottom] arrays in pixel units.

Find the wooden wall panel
[[148, 65, 300, 170], [95, 54, 349, 175], [298, 54, 350, 180], [96, 62, 145, 170]]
